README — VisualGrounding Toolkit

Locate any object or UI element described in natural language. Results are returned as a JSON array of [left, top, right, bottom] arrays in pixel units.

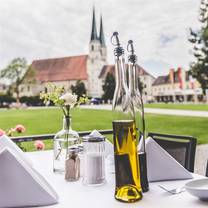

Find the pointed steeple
[[90, 7, 98, 41], [99, 15, 105, 46]]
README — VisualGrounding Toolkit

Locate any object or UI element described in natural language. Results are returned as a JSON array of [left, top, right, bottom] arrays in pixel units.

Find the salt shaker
[[65, 147, 80, 181], [82, 135, 106, 186]]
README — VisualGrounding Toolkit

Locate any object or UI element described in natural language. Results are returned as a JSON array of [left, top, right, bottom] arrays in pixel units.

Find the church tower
[[99, 15, 107, 62], [88, 7, 101, 61], [87, 7, 107, 97]]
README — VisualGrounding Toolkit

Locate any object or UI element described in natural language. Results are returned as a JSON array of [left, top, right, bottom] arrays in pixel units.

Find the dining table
[[27, 150, 208, 208]]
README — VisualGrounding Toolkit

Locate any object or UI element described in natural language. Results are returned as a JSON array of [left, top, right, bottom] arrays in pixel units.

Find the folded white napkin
[[89, 130, 113, 157], [0, 147, 58, 208], [0, 134, 33, 166], [145, 137, 193, 182]]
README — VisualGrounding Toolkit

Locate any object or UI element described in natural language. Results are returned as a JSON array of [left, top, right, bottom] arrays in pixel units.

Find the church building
[[21, 8, 107, 98], [20, 8, 155, 101]]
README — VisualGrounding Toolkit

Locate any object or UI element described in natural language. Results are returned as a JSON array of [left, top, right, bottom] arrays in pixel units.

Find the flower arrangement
[[40, 84, 87, 167], [40, 83, 87, 119]]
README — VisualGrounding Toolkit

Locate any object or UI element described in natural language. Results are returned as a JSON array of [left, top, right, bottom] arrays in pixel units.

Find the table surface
[[27, 150, 208, 208]]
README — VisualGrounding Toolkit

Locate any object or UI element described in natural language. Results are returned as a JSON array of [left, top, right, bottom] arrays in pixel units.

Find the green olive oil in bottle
[[111, 32, 142, 203]]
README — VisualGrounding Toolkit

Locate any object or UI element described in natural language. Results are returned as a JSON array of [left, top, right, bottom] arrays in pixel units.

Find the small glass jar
[[65, 147, 80, 181], [82, 135, 106, 186]]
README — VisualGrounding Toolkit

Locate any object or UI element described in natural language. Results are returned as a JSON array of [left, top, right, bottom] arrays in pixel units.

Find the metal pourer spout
[[127, 40, 137, 64], [111, 32, 124, 57]]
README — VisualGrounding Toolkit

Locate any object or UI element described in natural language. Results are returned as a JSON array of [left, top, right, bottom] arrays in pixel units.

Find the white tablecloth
[[27, 150, 207, 208]]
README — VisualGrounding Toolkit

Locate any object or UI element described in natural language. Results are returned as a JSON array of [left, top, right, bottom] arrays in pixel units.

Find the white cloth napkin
[[145, 137, 193, 182], [0, 134, 33, 166], [0, 147, 58, 208], [89, 130, 113, 156]]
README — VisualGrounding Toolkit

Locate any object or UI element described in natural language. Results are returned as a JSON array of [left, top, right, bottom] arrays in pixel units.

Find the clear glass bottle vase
[[53, 116, 79, 173]]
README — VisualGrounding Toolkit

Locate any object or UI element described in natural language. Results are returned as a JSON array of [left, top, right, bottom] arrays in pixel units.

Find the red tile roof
[[152, 69, 190, 86], [98, 65, 114, 78], [31, 55, 88, 82], [99, 64, 154, 79]]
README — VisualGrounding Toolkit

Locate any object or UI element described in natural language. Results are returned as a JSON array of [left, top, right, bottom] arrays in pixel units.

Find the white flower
[[60, 93, 77, 107]]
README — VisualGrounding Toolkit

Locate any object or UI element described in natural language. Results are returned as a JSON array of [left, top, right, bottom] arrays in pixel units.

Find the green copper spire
[[90, 7, 98, 41], [99, 15, 106, 46]]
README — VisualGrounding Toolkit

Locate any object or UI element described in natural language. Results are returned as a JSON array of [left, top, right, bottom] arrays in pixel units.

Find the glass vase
[[53, 116, 79, 173]]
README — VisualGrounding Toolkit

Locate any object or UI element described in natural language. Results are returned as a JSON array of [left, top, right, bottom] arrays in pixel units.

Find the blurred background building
[[152, 67, 202, 103]]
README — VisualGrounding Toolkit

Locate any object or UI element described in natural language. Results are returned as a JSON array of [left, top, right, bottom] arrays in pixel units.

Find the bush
[[20, 96, 44, 106], [0, 94, 15, 107]]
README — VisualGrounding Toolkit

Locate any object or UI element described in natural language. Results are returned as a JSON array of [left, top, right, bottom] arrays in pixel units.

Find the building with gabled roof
[[152, 68, 202, 102], [99, 64, 155, 102], [20, 8, 107, 98]]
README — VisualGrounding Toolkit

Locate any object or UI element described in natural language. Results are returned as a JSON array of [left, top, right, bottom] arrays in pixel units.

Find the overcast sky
[[0, 0, 200, 77]]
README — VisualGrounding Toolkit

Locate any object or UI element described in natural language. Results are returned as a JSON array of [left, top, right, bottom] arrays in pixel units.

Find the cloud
[[0, 0, 201, 77]]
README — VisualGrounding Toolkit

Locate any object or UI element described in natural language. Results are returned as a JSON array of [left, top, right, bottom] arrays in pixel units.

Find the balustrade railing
[[11, 129, 113, 143]]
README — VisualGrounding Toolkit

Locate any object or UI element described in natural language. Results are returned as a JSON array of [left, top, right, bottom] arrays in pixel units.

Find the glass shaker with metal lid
[[82, 135, 106, 186], [65, 147, 80, 181]]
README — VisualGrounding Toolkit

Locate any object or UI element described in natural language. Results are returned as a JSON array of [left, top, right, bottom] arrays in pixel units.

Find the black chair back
[[206, 160, 208, 177], [148, 132, 197, 172]]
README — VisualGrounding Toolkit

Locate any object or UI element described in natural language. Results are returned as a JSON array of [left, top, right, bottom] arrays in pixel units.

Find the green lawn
[[0, 107, 208, 151], [145, 103, 208, 111]]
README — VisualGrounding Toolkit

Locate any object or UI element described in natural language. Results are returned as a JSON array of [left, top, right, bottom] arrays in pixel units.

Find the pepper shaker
[[65, 147, 80, 181]]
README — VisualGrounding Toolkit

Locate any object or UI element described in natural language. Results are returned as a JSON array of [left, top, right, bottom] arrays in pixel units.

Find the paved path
[[80, 104, 208, 117]]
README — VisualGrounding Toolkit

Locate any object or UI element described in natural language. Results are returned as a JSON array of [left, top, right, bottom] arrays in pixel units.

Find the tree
[[71, 80, 86, 98], [138, 77, 144, 95], [102, 73, 115, 102], [189, 0, 208, 96], [0, 58, 35, 104]]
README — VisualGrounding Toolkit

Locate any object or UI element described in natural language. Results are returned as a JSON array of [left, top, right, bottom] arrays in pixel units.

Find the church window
[[27, 86, 30, 91], [91, 45, 94, 51]]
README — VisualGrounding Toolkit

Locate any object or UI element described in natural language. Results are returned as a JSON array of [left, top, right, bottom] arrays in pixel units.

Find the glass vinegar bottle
[[127, 40, 149, 192], [111, 32, 142, 203]]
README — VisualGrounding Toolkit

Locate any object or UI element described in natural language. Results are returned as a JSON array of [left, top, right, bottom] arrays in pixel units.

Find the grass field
[[145, 103, 208, 111], [0, 107, 208, 151]]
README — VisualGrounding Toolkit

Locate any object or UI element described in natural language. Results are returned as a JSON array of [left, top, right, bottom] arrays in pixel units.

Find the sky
[[0, 0, 201, 77]]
